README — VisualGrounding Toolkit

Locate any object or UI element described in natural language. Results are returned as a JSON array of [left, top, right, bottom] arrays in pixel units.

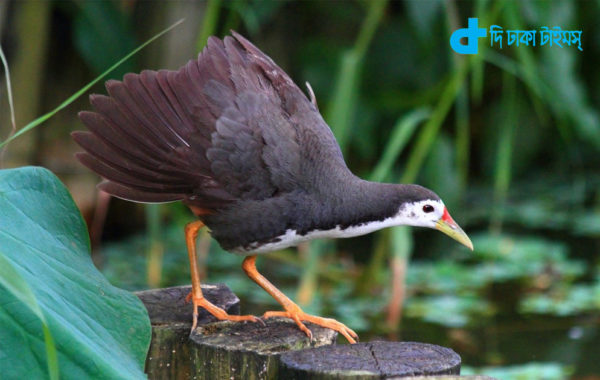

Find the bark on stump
[[190, 318, 337, 379], [279, 341, 462, 379], [138, 284, 239, 380], [137, 284, 337, 380]]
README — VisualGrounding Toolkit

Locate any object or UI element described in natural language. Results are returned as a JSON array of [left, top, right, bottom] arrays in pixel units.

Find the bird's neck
[[321, 177, 403, 229]]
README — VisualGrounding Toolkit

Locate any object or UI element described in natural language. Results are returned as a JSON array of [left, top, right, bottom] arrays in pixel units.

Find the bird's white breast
[[230, 212, 415, 255]]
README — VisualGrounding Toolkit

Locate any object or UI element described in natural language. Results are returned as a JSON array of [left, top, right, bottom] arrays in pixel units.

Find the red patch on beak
[[442, 207, 456, 226]]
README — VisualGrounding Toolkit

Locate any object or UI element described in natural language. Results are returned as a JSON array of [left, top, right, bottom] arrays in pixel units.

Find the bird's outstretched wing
[[73, 32, 348, 210]]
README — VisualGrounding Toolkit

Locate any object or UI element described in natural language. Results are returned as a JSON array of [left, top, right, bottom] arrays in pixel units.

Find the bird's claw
[[188, 294, 263, 332], [262, 310, 358, 344]]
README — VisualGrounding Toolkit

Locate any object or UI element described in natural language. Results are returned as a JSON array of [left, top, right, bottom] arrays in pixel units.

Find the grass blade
[[0, 253, 59, 380], [326, 0, 387, 152], [296, 240, 326, 306], [145, 204, 163, 288], [369, 108, 431, 183], [490, 72, 516, 232], [0, 45, 16, 165], [0, 19, 184, 149], [385, 226, 412, 332], [455, 82, 470, 190], [401, 59, 470, 183], [196, 0, 222, 51]]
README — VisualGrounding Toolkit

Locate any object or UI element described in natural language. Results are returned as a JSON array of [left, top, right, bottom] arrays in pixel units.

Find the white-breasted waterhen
[[72, 32, 473, 344]]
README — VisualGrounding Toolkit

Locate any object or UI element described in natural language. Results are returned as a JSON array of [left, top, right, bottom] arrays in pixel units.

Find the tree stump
[[279, 341, 462, 379], [138, 284, 239, 380], [190, 318, 337, 379], [138, 284, 337, 380], [138, 286, 480, 379]]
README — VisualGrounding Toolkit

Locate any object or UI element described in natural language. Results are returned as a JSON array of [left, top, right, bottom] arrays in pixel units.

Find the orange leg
[[185, 221, 260, 331], [242, 255, 358, 344]]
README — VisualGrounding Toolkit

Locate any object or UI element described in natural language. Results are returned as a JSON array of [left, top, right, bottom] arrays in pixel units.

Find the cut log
[[139, 284, 240, 380], [138, 284, 337, 380], [138, 286, 475, 379], [279, 341, 462, 379], [137, 284, 240, 324], [190, 318, 337, 379]]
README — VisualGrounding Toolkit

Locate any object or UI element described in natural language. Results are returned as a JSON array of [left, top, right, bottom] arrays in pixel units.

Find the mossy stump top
[[279, 341, 461, 379], [190, 318, 337, 379]]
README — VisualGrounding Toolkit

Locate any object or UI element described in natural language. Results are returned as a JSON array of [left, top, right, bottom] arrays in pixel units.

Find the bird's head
[[393, 185, 473, 250]]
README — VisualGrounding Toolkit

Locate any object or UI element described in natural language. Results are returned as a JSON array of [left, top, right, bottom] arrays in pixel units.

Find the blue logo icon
[[450, 18, 487, 54]]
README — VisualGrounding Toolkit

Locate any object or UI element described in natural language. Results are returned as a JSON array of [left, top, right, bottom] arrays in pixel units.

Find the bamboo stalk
[[196, 0, 222, 51], [490, 72, 516, 233], [326, 0, 388, 151]]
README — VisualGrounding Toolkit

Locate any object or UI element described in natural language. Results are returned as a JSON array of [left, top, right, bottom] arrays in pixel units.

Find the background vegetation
[[1, 1, 598, 378]]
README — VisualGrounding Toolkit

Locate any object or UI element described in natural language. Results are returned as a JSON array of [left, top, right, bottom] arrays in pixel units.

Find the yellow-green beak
[[435, 207, 473, 250]]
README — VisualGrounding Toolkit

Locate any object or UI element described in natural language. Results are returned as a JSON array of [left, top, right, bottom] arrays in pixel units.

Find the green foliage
[[407, 260, 490, 293], [482, 236, 573, 267], [405, 294, 493, 328], [326, 0, 388, 151], [369, 108, 431, 183], [0, 167, 150, 379], [72, 0, 137, 78], [0, 19, 183, 149], [521, 282, 600, 316], [196, 0, 222, 51], [402, 233, 587, 328]]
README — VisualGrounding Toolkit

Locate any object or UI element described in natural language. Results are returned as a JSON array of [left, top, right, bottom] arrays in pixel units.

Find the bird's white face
[[397, 199, 446, 228], [395, 199, 473, 250]]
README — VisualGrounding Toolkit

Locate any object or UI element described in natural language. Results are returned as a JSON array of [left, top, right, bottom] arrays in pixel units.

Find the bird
[[72, 31, 472, 344]]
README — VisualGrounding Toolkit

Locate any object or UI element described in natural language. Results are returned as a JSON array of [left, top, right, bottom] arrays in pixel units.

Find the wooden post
[[138, 286, 484, 379], [190, 318, 336, 379], [138, 285, 336, 380], [138, 284, 240, 379], [278, 341, 462, 379]]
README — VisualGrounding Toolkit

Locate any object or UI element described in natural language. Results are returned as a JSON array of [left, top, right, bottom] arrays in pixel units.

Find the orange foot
[[185, 292, 263, 331], [262, 305, 358, 344]]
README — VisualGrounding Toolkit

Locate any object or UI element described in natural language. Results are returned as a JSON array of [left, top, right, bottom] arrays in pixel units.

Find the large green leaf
[[0, 167, 150, 379]]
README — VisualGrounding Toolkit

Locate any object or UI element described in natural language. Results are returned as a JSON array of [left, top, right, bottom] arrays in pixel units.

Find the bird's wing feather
[[74, 32, 348, 210]]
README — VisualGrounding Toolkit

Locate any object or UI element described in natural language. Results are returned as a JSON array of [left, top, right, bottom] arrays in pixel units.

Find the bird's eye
[[423, 205, 434, 213]]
